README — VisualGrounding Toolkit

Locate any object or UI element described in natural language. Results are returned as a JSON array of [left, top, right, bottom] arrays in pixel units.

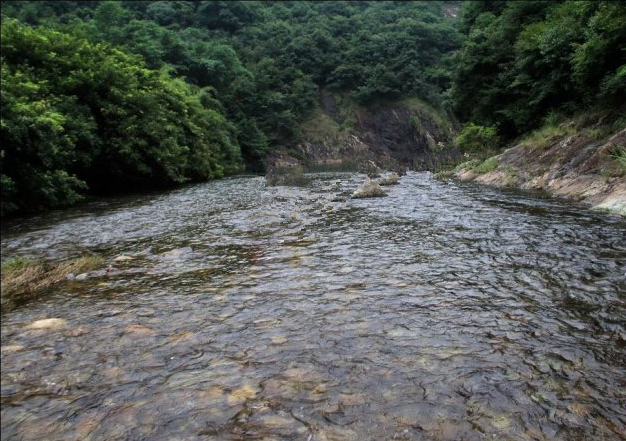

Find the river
[[1, 172, 625, 440]]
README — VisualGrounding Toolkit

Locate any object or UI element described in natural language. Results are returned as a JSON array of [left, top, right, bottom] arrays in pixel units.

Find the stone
[[378, 172, 399, 186], [113, 255, 133, 262], [158, 247, 193, 261], [26, 318, 68, 330], [123, 324, 156, 336], [227, 384, 259, 405], [1, 345, 25, 353], [351, 180, 387, 199]]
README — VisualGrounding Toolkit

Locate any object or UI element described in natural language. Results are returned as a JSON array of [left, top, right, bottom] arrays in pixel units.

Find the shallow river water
[[1, 172, 626, 441]]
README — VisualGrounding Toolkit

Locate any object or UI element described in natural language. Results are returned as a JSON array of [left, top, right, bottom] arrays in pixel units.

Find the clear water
[[2, 172, 625, 440]]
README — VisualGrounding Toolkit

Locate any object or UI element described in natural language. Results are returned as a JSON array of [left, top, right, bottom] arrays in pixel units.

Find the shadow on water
[[1, 172, 626, 440]]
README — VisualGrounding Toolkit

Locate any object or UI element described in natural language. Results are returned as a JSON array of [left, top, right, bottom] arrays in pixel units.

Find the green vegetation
[[608, 146, 626, 174], [1, 1, 624, 215], [0, 1, 462, 216], [401, 97, 455, 139], [455, 123, 499, 153], [519, 123, 577, 151], [472, 157, 499, 174], [1, 19, 240, 215], [1, 255, 104, 310], [452, 1, 626, 141]]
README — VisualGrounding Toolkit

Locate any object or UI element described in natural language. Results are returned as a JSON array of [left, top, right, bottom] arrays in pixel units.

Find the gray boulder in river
[[351, 180, 387, 198], [378, 172, 400, 186]]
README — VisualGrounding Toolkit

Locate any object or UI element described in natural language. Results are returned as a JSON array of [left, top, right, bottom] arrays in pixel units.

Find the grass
[[472, 156, 499, 174], [601, 145, 626, 178], [1, 255, 104, 307], [297, 92, 364, 151], [501, 164, 520, 186], [519, 123, 577, 151], [609, 145, 626, 169], [520, 108, 625, 150]]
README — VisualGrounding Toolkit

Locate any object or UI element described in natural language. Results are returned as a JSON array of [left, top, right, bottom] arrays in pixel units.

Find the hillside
[[0, 1, 461, 216], [1, 1, 624, 217]]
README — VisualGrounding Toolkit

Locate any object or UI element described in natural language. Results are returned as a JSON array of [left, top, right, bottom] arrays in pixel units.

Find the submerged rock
[[378, 172, 400, 186], [157, 247, 193, 261], [1, 345, 25, 353], [74, 268, 111, 280], [123, 324, 156, 336], [26, 318, 68, 330], [352, 180, 387, 198], [113, 255, 133, 262]]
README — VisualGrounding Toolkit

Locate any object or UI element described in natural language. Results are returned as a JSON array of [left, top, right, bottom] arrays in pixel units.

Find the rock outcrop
[[270, 90, 459, 174], [459, 127, 626, 215]]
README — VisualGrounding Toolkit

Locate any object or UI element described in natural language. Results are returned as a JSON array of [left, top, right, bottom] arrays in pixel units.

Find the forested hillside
[[452, 1, 626, 140], [1, 1, 461, 215], [1, 1, 624, 216]]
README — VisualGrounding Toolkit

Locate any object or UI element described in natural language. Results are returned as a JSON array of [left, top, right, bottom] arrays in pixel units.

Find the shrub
[[609, 145, 626, 172], [455, 123, 499, 153], [472, 156, 499, 174]]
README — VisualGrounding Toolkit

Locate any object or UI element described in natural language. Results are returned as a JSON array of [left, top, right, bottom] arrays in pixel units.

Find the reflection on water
[[2, 172, 626, 440]]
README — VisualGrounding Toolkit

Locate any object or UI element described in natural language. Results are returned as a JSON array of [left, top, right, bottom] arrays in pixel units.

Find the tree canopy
[[1, 1, 624, 216], [451, 1, 626, 139]]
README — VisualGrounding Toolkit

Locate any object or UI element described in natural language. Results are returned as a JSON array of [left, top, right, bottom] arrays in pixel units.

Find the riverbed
[[1, 172, 625, 440]]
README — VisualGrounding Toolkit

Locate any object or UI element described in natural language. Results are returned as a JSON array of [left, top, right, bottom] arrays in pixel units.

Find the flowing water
[[1, 172, 625, 441]]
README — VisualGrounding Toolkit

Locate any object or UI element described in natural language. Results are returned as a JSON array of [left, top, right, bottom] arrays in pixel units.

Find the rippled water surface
[[2, 172, 626, 441]]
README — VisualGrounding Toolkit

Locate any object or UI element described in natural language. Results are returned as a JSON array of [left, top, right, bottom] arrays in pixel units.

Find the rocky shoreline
[[457, 128, 626, 216]]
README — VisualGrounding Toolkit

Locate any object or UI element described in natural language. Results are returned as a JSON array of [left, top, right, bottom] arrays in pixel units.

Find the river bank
[[455, 126, 626, 216]]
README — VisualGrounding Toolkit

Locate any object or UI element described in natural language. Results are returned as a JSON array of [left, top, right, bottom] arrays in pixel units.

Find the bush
[[609, 145, 626, 172], [0, 19, 242, 215], [454, 123, 499, 153], [472, 156, 499, 174]]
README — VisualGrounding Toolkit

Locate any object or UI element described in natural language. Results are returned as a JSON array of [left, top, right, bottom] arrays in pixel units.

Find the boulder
[[378, 172, 399, 186], [351, 180, 387, 198]]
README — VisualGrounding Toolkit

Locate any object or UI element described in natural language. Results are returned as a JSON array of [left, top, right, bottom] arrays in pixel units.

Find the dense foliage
[[2, 1, 624, 215], [1, 19, 240, 215], [455, 123, 499, 153], [451, 1, 626, 139], [1, 1, 460, 215]]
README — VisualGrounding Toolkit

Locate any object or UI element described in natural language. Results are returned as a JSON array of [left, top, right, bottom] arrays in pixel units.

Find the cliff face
[[459, 128, 626, 215], [268, 91, 460, 172]]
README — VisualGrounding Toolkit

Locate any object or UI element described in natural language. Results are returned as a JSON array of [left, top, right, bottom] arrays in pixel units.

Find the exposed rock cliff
[[268, 91, 460, 172]]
